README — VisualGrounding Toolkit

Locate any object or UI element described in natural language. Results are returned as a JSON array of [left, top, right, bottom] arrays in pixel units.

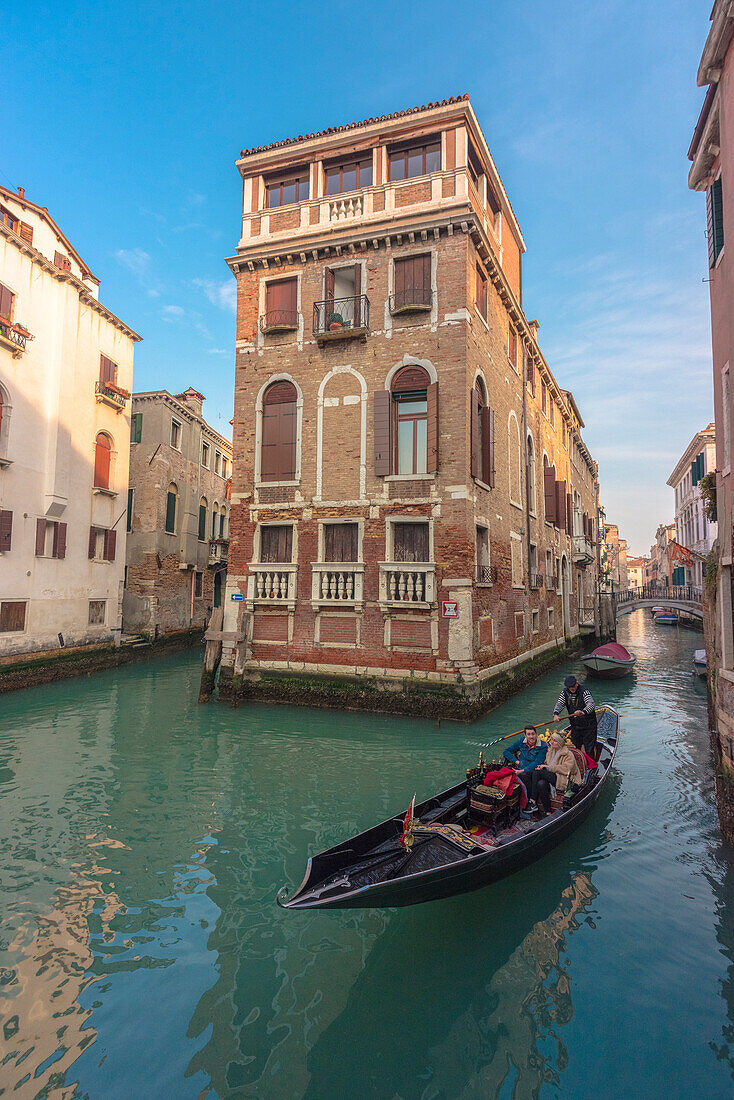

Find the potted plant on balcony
[[328, 312, 343, 332]]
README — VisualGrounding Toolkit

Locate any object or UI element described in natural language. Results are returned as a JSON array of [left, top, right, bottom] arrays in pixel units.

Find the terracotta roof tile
[[239, 95, 469, 158]]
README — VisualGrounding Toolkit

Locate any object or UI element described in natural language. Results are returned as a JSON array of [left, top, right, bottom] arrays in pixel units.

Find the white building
[[666, 423, 717, 587], [0, 185, 140, 655]]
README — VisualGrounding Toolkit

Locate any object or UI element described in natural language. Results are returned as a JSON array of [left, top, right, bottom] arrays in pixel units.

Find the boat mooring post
[[198, 606, 224, 703]]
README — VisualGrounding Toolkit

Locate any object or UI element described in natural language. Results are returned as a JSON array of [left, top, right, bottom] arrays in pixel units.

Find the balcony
[[476, 564, 498, 585], [209, 537, 229, 566], [313, 296, 370, 342], [548, 574, 559, 590], [389, 287, 433, 316], [246, 562, 297, 609], [95, 380, 130, 412], [311, 562, 365, 605], [578, 606, 596, 632], [0, 317, 32, 359], [259, 309, 299, 335], [573, 534, 594, 566], [329, 194, 364, 222], [379, 562, 436, 607], [529, 573, 544, 590]]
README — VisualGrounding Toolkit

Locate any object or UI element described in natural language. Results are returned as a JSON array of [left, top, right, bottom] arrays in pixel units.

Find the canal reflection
[[1, 613, 734, 1098]]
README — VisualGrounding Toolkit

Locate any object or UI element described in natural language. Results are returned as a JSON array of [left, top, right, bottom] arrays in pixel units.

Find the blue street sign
[[231, 593, 244, 601]]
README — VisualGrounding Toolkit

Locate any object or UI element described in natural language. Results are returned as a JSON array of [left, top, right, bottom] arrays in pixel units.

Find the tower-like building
[[219, 96, 599, 714]]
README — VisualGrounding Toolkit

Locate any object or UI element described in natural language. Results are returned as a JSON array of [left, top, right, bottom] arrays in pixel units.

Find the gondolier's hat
[[564, 675, 577, 688]]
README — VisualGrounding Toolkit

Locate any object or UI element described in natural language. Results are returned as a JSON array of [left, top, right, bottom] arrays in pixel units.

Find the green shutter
[[127, 488, 133, 532], [165, 491, 176, 533], [708, 178, 724, 267], [130, 412, 142, 443], [198, 504, 206, 541]]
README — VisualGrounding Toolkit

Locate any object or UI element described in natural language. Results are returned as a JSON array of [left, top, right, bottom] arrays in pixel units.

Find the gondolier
[[553, 675, 598, 756]]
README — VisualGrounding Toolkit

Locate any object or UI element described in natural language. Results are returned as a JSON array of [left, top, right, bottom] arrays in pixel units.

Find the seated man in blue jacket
[[503, 725, 548, 811]]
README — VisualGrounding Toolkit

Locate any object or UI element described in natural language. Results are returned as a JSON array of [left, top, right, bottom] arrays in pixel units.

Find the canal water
[[1, 612, 733, 1099]]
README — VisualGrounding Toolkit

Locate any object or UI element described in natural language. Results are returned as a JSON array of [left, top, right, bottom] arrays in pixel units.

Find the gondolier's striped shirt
[[554, 687, 595, 716]]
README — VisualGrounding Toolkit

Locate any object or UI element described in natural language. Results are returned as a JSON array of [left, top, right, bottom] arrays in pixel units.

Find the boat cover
[[591, 642, 633, 661]]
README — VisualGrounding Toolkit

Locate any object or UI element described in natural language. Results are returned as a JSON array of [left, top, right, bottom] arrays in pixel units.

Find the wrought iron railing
[[548, 574, 559, 590], [95, 381, 128, 409], [578, 606, 595, 626], [313, 295, 369, 337], [529, 573, 544, 590], [209, 538, 229, 565], [615, 583, 702, 606], [477, 564, 498, 585], [260, 309, 299, 333], [389, 287, 433, 314], [0, 317, 30, 352]]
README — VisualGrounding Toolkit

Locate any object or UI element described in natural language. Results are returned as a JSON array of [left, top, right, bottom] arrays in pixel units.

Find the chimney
[[177, 387, 204, 417], [17, 186, 24, 199], [528, 319, 540, 339]]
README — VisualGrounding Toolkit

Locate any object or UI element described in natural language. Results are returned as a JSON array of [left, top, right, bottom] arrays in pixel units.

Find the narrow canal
[[1, 613, 733, 1099]]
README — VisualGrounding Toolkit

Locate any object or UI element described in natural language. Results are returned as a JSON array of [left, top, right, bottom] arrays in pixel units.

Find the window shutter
[[544, 466, 557, 524], [104, 529, 117, 562], [427, 381, 439, 473], [566, 492, 573, 535], [35, 517, 46, 556], [470, 392, 480, 478], [488, 406, 495, 487], [89, 526, 97, 559], [0, 509, 12, 551], [94, 435, 111, 489], [19, 222, 33, 244], [373, 390, 391, 475], [0, 283, 13, 319], [555, 481, 566, 531], [54, 521, 67, 559], [708, 177, 724, 267], [131, 412, 142, 443], [526, 357, 534, 393], [325, 267, 335, 313], [394, 257, 407, 305], [165, 492, 176, 533]]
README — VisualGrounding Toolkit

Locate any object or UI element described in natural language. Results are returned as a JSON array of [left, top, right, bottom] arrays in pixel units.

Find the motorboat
[[277, 708, 619, 910], [654, 611, 678, 625], [581, 642, 636, 678], [693, 649, 707, 677]]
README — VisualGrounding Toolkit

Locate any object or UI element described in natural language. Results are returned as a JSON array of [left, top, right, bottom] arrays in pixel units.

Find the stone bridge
[[613, 584, 703, 620]]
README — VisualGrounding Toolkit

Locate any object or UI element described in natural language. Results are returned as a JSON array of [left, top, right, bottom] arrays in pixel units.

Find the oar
[[479, 716, 567, 750]]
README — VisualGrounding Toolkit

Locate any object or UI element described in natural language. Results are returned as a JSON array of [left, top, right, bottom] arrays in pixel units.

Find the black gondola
[[277, 706, 619, 910]]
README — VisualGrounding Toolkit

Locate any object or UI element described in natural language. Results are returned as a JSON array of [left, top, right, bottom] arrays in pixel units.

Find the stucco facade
[[666, 423, 717, 587], [123, 389, 232, 636], [217, 97, 601, 711], [0, 184, 139, 656]]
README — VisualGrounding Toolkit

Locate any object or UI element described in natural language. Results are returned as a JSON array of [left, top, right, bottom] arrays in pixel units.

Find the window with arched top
[[470, 378, 494, 486], [261, 380, 297, 482], [94, 432, 112, 489], [508, 414, 522, 506], [198, 497, 208, 542], [165, 483, 177, 533], [211, 502, 219, 539], [392, 365, 429, 475], [543, 454, 558, 525], [220, 507, 227, 539], [526, 434, 537, 515]]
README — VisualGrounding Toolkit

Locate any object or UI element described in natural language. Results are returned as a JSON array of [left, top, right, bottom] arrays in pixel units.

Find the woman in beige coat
[[529, 731, 584, 816]]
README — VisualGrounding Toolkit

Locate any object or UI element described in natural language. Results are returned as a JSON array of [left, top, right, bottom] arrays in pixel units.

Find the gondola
[[277, 706, 619, 910], [581, 642, 636, 678]]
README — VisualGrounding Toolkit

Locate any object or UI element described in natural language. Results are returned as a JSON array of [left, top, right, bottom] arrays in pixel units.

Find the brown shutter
[[0, 284, 13, 318], [427, 381, 439, 473], [89, 526, 97, 559], [55, 521, 67, 559], [394, 522, 429, 563], [35, 517, 46, 556], [470, 393, 480, 478], [373, 390, 391, 476], [325, 522, 358, 562], [488, 406, 495, 487], [566, 492, 573, 535], [250, 176, 260, 213], [395, 257, 407, 306], [555, 481, 566, 531], [325, 267, 335, 314], [261, 524, 292, 563], [544, 466, 557, 524], [104, 529, 117, 562], [0, 601, 26, 632], [445, 129, 456, 171], [526, 357, 534, 393], [0, 509, 12, 551], [19, 222, 33, 244]]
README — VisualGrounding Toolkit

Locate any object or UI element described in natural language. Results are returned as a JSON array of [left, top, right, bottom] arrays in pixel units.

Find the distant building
[[626, 555, 646, 589], [666, 423, 717, 587], [123, 388, 232, 636], [601, 522, 628, 590], [0, 184, 140, 656], [647, 522, 677, 589], [688, 0, 734, 840]]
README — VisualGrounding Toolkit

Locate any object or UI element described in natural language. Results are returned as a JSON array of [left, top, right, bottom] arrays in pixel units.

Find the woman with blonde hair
[[530, 730, 584, 817]]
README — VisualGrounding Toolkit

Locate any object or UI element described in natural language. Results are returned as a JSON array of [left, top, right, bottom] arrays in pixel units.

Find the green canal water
[[1, 612, 733, 1098]]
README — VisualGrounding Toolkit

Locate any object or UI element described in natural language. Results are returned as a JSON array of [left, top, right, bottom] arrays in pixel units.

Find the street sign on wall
[[231, 593, 244, 601], [442, 600, 459, 618]]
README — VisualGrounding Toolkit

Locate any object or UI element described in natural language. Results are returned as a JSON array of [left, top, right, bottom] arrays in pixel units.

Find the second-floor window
[[165, 483, 177, 533], [266, 171, 309, 208], [389, 140, 441, 181], [171, 418, 181, 449], [0, 282, 15, 321], [325, 158, 373, 195], [201, 441, 210, 468], [261, 380, 297, 482], [324, 522, 358, 562], [264, 277, 298, 329], [393, 521, 429, 563], [94, 432, 112, 490], [260, 524, 293, 563], [100, 354, 118, 385], [393, 254, 431, 311]]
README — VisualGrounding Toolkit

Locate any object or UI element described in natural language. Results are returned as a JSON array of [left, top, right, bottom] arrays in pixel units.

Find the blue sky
[[5, 0, 713, 554]]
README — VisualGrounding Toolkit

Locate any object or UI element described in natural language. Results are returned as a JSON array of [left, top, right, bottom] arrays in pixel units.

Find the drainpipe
[[522, 347, 532, 594]]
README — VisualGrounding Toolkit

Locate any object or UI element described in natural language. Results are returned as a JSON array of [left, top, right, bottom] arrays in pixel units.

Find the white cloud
[[161, 304, 185, 321], [207, 348, 229, 355], [115, 248, 162, 296], [193, 277, 237, 314]]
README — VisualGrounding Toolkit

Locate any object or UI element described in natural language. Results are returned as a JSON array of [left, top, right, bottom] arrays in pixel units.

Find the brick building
[[219, 95, 600, 713], [123, 388, 231, 636]]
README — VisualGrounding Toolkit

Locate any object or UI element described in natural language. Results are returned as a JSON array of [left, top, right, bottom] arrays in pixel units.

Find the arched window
[[165, 483, 177, 533], [526, 434, 536, 514], [211, 502, 219, 539], [220, 508, 226, 538], [508, 414, 522, 506], [94, 432, 112, 489], [198, 497, 208, 542], [543, 453, 557, 525], [261, 380, 297, 482], [391, 365, 431, 475], [471, 377, 493, 485]]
